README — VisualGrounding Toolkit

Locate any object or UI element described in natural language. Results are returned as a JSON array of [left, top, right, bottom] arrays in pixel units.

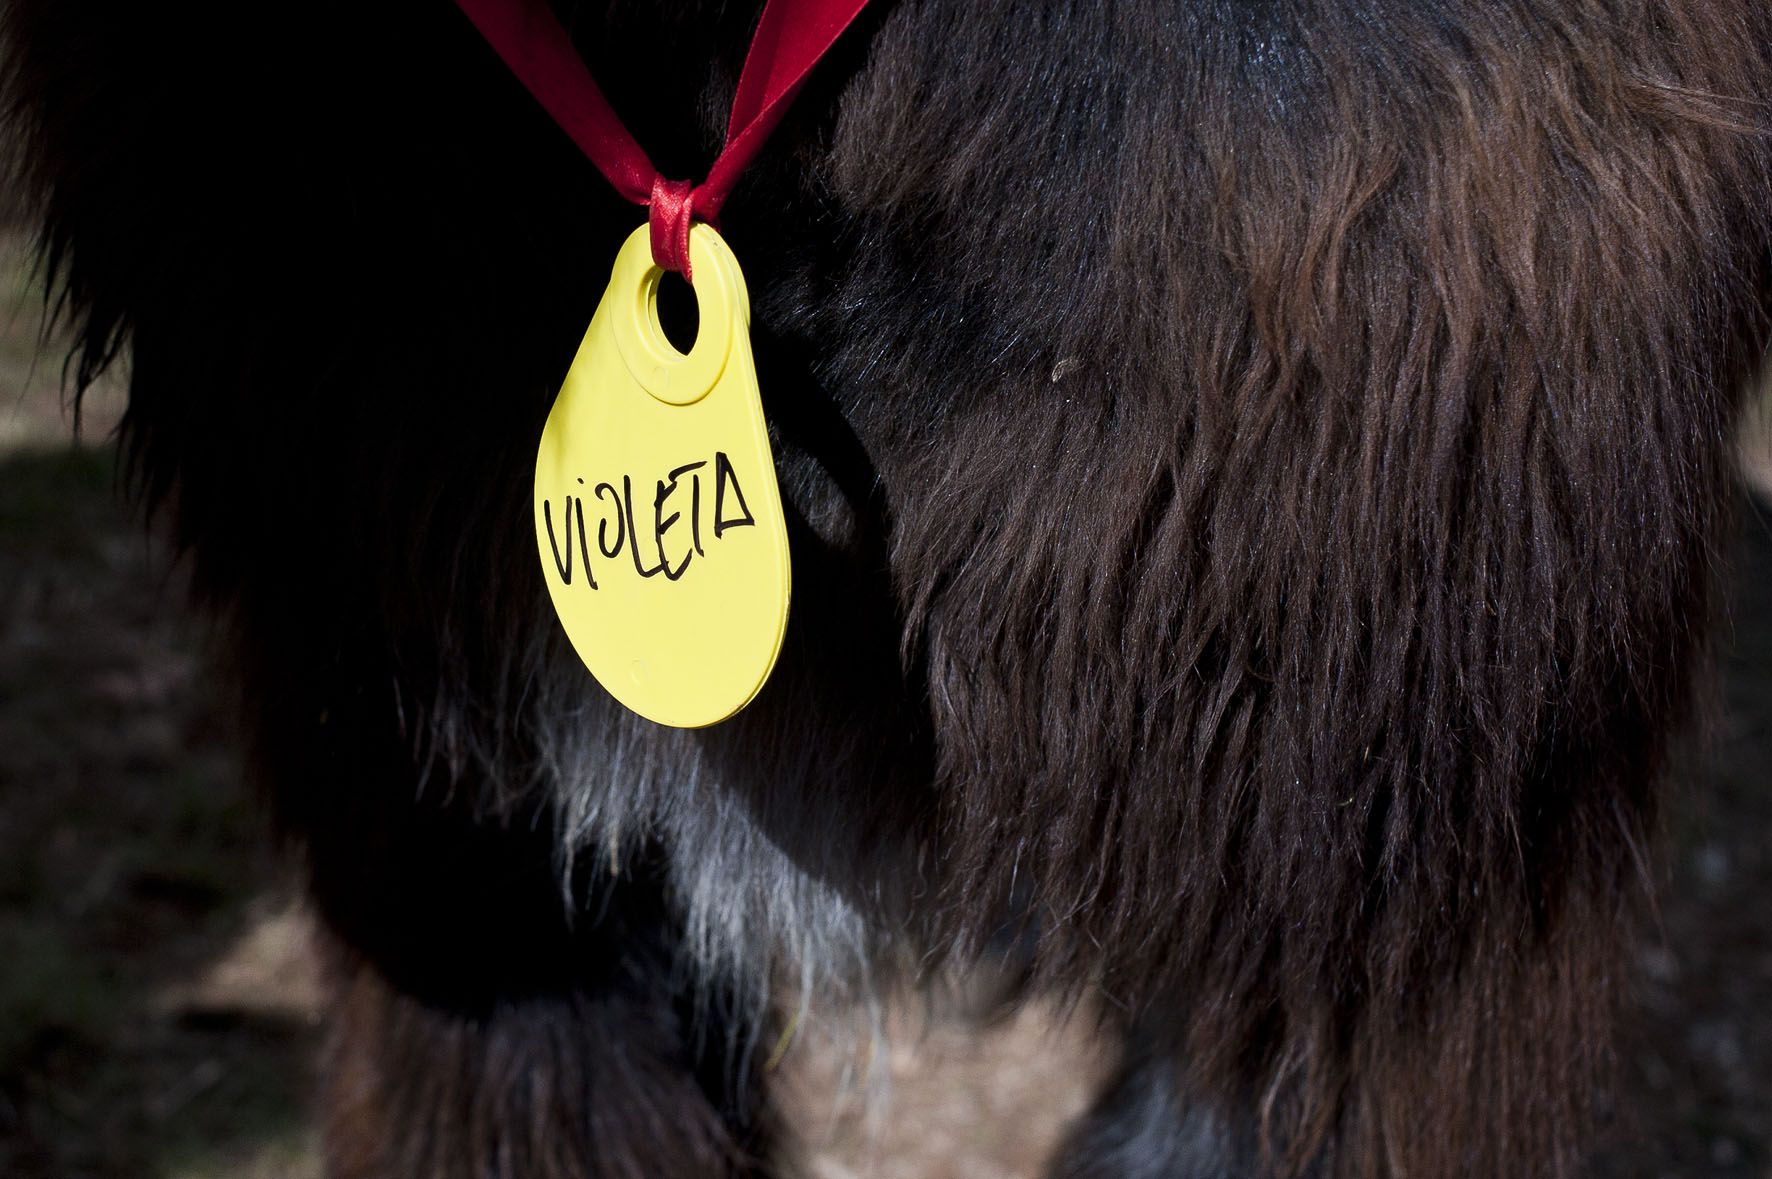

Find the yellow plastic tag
[[533, 223, 791, 728]]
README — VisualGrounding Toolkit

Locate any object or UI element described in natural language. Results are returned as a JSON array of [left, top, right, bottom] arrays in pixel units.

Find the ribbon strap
[[456, 0, 876, 277]]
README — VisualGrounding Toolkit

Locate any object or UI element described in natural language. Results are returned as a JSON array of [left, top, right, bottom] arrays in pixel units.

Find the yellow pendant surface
[[534, 224, 790, 728]]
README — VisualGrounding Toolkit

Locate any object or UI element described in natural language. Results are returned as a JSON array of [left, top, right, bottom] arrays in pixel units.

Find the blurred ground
[[1, 222, 1769, 1178], [0, 230, 323, 1178]]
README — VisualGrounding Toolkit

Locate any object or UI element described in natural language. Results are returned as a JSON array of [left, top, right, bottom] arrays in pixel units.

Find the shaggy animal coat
[[7, 1, 1771, 1175]]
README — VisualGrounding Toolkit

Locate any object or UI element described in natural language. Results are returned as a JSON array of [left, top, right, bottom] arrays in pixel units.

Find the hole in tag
[[654, 270, 700, 356], [611, 225, 733, 406]]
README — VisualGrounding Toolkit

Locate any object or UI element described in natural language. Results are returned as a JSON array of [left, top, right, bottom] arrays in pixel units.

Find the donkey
[[6, 0, 1771, 1175]]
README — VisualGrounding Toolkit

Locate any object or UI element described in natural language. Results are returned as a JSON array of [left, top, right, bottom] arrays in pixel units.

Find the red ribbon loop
[[456, 0, 877, 276], [648, 176, 696, 279]]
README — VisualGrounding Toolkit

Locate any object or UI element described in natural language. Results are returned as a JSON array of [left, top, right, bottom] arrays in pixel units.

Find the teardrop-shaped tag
[[534, 224, 790, 728]]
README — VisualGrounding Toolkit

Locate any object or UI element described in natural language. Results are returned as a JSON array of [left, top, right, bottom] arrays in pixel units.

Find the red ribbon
[[456, 0, 876, 279]]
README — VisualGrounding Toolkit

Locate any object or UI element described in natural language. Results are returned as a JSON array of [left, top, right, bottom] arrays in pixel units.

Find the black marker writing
[[542, 451, 759, 590], [713, 450, 755, 538]]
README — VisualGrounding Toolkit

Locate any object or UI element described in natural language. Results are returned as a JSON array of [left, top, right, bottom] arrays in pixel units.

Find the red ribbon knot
[[648, 176, 697, 280]]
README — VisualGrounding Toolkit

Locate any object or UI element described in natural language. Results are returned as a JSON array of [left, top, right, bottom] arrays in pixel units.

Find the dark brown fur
[[6, 0, 1771, 1175]]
